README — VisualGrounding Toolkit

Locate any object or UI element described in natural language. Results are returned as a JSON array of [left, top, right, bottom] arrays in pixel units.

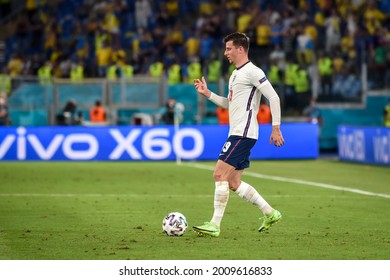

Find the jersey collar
[[236, 61, 251, 70]]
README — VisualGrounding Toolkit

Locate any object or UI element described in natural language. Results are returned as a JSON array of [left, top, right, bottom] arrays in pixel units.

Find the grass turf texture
[[0, 160, 389, 260]]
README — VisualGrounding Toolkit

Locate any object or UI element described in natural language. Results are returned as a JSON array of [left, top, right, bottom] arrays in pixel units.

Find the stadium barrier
[[0, 123, 318, 161], [338, 125, 390, 166], [7, 77, 224, 126], [319, 94, 389, 150]]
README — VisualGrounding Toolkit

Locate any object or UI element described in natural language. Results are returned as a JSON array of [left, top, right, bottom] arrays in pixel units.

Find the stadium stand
[[0, 0, 389, 150]]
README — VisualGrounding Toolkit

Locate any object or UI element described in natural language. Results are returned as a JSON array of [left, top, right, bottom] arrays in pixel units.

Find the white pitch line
[[185, 162, 390, 199]]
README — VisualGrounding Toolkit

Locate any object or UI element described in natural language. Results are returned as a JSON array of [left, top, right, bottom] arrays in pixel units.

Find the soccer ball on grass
[[162, 212, 188, 236]]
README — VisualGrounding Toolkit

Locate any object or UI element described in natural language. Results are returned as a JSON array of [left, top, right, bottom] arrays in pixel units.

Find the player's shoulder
[[244, 61, 263, 71], [245, 61, 265, 77]]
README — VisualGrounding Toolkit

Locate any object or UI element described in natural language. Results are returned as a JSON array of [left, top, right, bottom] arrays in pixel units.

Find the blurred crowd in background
[[0, 0, 389, 116]]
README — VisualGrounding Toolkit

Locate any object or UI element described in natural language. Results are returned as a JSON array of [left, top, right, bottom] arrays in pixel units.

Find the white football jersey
[[227, 61, 270, 139]]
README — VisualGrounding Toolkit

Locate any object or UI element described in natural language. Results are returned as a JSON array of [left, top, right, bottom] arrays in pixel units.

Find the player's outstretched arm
[[194, 76, 229, 109]]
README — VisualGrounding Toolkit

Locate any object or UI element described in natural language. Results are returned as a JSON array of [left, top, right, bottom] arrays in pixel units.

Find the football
[[162, 212, 188, 236]]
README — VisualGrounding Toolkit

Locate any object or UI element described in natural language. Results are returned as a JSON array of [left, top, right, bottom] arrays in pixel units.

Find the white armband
[[208, 91, 229, 109]]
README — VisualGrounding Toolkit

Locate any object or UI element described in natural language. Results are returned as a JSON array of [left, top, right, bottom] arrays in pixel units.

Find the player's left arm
[[261, 83, 284, 147], [250, 70, 285, 147]]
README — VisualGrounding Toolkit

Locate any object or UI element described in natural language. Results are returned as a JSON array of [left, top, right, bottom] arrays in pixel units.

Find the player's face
[[224, 41, 240, 64]]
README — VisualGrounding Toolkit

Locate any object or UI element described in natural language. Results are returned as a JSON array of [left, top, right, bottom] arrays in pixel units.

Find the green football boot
[[193, 221, 220, 237], [258, 209, 282, 232]]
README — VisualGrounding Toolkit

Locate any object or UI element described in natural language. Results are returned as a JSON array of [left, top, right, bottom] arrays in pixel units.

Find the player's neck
[[235, 56, 250, 68]]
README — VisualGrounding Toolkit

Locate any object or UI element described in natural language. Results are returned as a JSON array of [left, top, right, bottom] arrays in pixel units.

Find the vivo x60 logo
[[0, 127, 205, 160]]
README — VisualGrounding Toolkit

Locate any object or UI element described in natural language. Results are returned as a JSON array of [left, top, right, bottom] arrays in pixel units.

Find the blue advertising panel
[[338, 126, 390, 166], [0, 124, 318, 161]]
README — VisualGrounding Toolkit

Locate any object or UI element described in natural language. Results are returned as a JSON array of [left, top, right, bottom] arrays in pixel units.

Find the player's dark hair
[[223, 32, 250, 52]]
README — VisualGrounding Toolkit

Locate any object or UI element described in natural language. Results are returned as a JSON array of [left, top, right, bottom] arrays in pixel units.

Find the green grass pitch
[[0, 160, 389, 260]]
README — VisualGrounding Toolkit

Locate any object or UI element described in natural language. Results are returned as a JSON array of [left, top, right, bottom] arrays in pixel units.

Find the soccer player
[[193, 32, 285, 237]]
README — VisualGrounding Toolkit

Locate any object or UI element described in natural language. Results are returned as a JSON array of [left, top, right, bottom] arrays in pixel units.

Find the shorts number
[[222, 141, 231, 152]]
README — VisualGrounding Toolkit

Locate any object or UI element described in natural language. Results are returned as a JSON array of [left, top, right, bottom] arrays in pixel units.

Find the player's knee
[[213, 172, 225, 182], [228, 179, 240, 191]]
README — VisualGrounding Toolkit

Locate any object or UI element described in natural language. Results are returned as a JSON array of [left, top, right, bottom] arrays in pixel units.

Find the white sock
[[210, 181, 229, 228], [235, 181, 273, 215]]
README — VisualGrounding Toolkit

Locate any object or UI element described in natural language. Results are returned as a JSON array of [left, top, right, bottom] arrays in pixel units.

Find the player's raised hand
[[193, 76, 211, 98]]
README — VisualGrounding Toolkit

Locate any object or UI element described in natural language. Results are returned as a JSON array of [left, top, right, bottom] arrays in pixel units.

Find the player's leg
[[193, 160, 235, 237], [210, 160, 236, 226], [223, 147, 281, 233], [219, 138, 275, 217], [234, 180, 273, 215], [193, 136, 282, 236], [233, 179, 282, 232]]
